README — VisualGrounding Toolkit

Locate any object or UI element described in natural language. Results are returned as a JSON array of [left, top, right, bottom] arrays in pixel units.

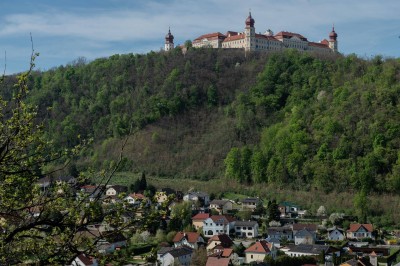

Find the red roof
[[207, 234, 233, 247], [222, 248, 233, 257], [206, 257, 231, 266], [245, 240, 272, 254], [308, 42, 329, 48], [223, 33, 245, 42], [128, 193, 145, 199], [193, 32, 226, 42], [192, 213, 210, 221], [172, 232, 200, 244], [275, 31, 308, 41], [348, 224, 373, 233], [210, 215, 236, 223]]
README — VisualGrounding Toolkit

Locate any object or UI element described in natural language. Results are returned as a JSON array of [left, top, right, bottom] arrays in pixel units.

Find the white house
[[172, 232, 205, 250], [235, 220, 259, 238], [203, 215, 236, 237], [346, 224, 374, 240], [157, 246, 193, 266], [105, 185, 127, 196], [267, 226, 294, 241], [245, 240, 276, 264], [183, 191, 210, 206], [209, 199, 233, 214], [71, 254, 98, 266], [327, 226, 345, 241]]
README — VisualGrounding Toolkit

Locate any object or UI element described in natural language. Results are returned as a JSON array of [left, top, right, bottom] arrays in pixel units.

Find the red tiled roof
[[348, 224, 373, 233], [206, 257, 231, 266], [255, 34, 280, 42], [192, 213, 210, 220], [210, 215, 236, 223], [127, 193, 146, 199], [172, 232, 200, 244], [245, 240, 272, 254], [222, 248, 233, 257], [223, 33, 245, 42], [194, 32, 226, 42], [77, 254, 94, 266], [308, 42, 329, 48], [274, 31, 308, 41], [320, 39, 329, 45], [226, 31, 238, 37], [207, 234, 233, 247]]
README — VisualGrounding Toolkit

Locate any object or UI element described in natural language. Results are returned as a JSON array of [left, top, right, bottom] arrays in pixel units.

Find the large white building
[[165, 12, 338, 54]]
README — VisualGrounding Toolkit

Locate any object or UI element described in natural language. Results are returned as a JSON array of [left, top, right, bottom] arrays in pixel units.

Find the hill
[[4, 48, 400, 196]]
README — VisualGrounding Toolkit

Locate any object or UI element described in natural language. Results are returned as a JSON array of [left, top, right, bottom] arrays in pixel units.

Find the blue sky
[[0, 0, 399, 74]]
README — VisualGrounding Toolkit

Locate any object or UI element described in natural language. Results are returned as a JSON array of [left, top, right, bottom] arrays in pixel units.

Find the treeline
[[224, 50, 400, 194]]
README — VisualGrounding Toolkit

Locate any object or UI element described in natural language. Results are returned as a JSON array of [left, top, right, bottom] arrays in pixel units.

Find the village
[[37, 175, 400, 266]]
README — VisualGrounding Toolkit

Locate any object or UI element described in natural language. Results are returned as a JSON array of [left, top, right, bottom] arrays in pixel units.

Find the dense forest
[[3, 47, 400, 195]]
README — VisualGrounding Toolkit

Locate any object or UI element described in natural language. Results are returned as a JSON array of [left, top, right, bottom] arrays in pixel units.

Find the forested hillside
[[4, 48, 400, 195]]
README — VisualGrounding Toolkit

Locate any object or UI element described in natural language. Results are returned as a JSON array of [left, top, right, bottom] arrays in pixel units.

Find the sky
[[0, 0, 399, 74]]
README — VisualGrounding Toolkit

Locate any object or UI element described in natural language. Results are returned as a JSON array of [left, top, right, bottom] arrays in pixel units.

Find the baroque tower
[[165, 27, 174, 51], [328, 26, 338, 52], [244, 12, 255, 51]]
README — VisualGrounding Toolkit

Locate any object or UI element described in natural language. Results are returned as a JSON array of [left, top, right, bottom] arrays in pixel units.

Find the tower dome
[[165, 28, 174, 43], [245, 12, 255, 27], [329, 26, 338, 41]]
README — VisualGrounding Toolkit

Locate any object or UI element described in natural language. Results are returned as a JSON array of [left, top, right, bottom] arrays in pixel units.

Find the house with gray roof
[[294, 228, 317, 245], [210, 199, 233, 214], [267, 226, 294, 241], [235, 220, 259, 238], [157, 246, 193, 266]]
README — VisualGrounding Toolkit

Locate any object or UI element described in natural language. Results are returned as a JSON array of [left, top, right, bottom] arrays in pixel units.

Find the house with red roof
[[71, 254, 98, 266], [346, 224, 374, 240], [192, 213, 211, 230], [172, 231, 205, 250], [202, 215, 236, 237], [244, 240, 277, 264], [206, 256, 232, 266], [206, 234, 234, 253]]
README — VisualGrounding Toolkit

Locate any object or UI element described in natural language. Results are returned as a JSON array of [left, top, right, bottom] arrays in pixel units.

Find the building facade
[[174, 12, 338, 54]]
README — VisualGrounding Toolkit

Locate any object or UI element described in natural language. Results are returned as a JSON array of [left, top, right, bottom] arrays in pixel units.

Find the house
[[203, 215, 236, 237], [206, 234, 234, 253], [105, 185, 128, 196], [157, 246, 193, 266], [235, 220, 259, 238], [267, 226, 294, 241], [328, 226, 345, 241], [244, 240, 276, 264], [241, 198, 260, 211], [79, 185, 104, 202], [124, 193, 146, 204], [71, 254, 98, 266], [96, 231, 127, 254], [294, 228, 317, 245], [206, 257, 232, 266], [172, 231, 205, 249], [155, 191, 169, 204], [292, 223, 318, 234], [345, 246, 400, 266], [279, 201, 301, 217], [340, 258, 374, 266], [192, 213, 211, 230], [284, 244, 338, 259], [346, 224, 374, 240], [209, 200, 233, 214], [183, 191, 210, 206]]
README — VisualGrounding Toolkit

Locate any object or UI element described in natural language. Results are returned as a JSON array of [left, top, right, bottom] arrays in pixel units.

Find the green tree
[[267, 200, 281, 223], [0, 57, 128, 264]]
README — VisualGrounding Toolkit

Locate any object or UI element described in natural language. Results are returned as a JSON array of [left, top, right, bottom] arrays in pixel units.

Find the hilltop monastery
[[165, 12, 338, 54]]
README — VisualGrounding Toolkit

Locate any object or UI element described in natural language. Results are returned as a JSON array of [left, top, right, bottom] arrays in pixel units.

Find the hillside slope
[[7, 48, 399, 194]]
